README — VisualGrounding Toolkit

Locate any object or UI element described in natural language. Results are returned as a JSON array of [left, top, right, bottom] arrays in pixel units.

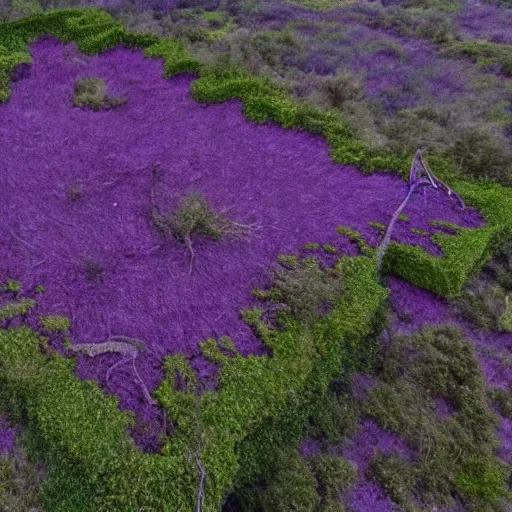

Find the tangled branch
[[196, 456, 206, 512], [376, 149, 465, 274], [68, 337, 157, 406]]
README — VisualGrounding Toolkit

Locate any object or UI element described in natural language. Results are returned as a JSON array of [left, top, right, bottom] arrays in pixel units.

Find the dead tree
[[376, 149, 465, 274]]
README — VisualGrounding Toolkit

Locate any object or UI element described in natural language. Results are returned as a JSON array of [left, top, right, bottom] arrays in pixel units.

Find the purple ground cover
[[343, 419, 414, 512], [342, 418, 415, 475], [0, 37, 483, 450], [457, 1, 512, 44], [0, 416, 16, 458]]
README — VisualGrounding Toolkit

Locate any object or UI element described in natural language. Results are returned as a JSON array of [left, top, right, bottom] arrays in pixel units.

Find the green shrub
[[488, 387, 512, 419], [442, 41, 512, 78], [73, 77, 126, 111], [363, 326, 509, 508], [0, 300, 35, 322], [309, 391, 360, 443], [368, 453, 416, 507], [260, 449, 319, 512], [310, 454, 356, 501], [264, 257, 344, 326], [448, 127, 512, 185], [320, 70, 364, 109], [40, 315, 71, 332], [1, 279, 21, 293]]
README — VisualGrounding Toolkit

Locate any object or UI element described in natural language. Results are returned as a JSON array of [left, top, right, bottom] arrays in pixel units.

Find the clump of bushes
[[240, 448, 356, 512], [254, 256, 344, 326], [363, 326, 510, 510], [448, 127, 512, 185], [40, 315, 71, 333], [454, 240, 512, 332], [242, 29, 307, 71], [151, 180, 249, 272], [488, 387, 512, 419], [319, 70, 364, 109], [73, 77, 127, 111]]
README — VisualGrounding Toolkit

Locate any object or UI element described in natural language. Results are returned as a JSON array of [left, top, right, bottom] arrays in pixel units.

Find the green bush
[[320, 70, 364, 109], [260, 449, 319, 512], [368, 453, 416, 507], [442, 41, 512, 77], [40, 315, 71, 332], [488, 387, 512, 419], [363, 326, 509, 508], [448, 127, 512, 185], [73, 77, 126, 111]]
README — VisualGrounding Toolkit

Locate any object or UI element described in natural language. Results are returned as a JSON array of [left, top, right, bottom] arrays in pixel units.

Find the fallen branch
[[376, 149, 465, 274], [196, 456, 206, 512], [68, 338, 157, 406]]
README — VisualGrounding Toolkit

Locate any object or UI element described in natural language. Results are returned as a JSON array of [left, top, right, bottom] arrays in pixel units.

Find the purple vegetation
[[0, 36, 484, 450], [299, 439, 322, 457], [351, 372, 374, 402], [498, 418, 512, 464], [0, 416, 17, 458], [435, 397, 454, 419], [347, 481, 395, 512], [342, 418, 415, 475], [457, 2, 512, 44]]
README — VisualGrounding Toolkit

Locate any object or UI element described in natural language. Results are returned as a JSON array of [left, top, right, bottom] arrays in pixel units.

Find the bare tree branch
[[376, 149, 465, 274]]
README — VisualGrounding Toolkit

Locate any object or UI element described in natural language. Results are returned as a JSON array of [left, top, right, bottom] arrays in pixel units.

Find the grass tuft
[[73, 77, 126, 111]]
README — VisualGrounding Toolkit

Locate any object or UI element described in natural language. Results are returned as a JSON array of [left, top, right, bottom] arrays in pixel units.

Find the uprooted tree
[[376, 149, 465, 275]]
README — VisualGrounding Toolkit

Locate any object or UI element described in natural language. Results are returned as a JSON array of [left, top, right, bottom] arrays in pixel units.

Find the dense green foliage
[[363, 327, 511, 510]]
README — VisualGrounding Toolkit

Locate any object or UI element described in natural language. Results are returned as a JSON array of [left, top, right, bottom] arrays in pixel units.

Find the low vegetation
[[73, 77, 126, 111], [1, 5, 512, 512], [253, 256, 344, 326], [150, 170, 250, 272], [455, 240, 512, 332], [363, 327, 510, 510]]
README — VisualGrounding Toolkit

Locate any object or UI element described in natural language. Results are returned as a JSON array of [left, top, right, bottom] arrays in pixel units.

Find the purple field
[[1, 1, 512, 508], [0, 36, 484, 451]]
